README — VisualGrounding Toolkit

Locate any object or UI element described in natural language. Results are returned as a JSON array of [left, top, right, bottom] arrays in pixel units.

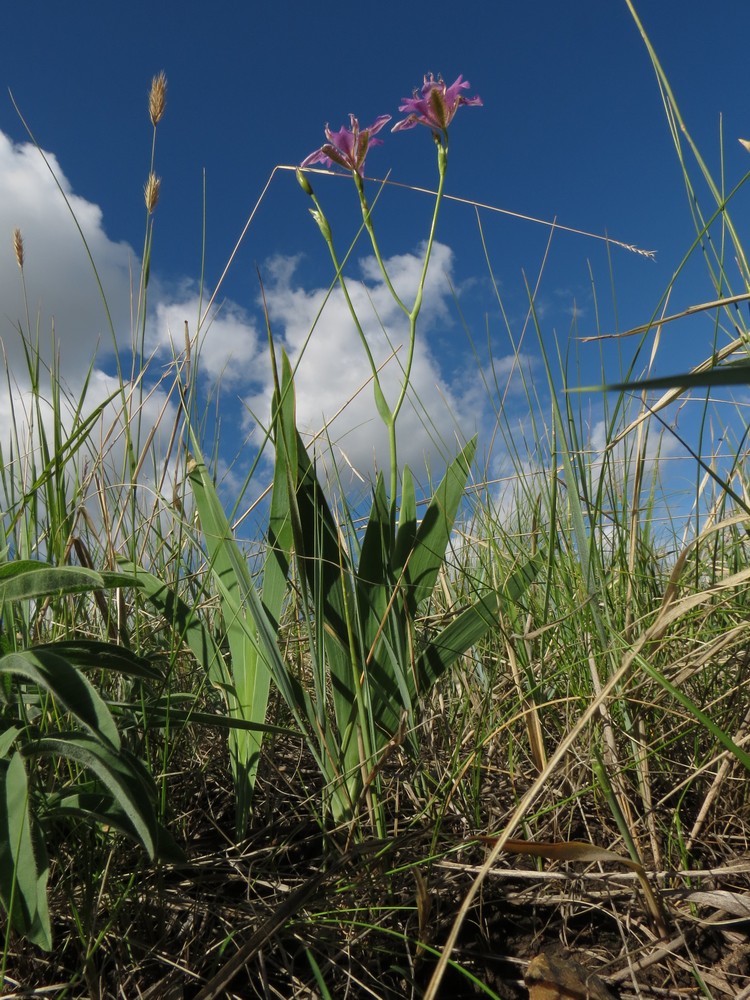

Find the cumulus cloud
[[0, 125, 523, 533], [0, 131, 134, 375], [246, 243, 478, 482], [0, 130, 188, 544]]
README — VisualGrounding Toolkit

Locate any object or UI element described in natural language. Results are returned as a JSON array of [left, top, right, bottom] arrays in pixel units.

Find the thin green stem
[[354, 173, 409, 315], [308, 192, 382, 388], [388, 137, 449, 506]]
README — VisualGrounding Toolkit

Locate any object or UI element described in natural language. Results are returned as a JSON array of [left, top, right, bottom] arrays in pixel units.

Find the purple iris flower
[[301, 114, 391, 176], [392, 74, 482, 133]]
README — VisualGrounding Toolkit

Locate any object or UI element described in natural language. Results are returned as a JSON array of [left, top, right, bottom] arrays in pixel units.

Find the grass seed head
[[12, 227, 24, 269], [144, 173, 161, 213], [149, 71, 167, 126]]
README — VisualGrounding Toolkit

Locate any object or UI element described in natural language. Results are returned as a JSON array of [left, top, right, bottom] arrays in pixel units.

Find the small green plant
[[179, 76, 541, 835], [0, 560, 180, 953]]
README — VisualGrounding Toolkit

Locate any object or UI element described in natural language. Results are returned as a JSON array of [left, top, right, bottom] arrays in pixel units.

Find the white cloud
[[150, 291, 263, 387], [0, 125, 524, 534], [0, 131, 187, 545], [0, 131, 135, 376], [247, 243, 478, 482]]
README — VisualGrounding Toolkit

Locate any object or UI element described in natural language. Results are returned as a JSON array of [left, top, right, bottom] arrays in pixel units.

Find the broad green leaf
[[284, 419, 363, 774], [400, 437, 477, 619], [116, 562, 230, 693], [48, 788, 185, 864], [0, 650, 120, 750], [392, 465, 417, 576], [357, 472, 392, 595], [600, 358, 750, 393], [0, 723, 22, 757], [30, 640, 163, 682], [133, 700, 295, 736], [416, 553, 543, 692], [0, 561, 138, 604], [24, 735, 159, 858], [0, 751, 51, 950], [187, 458, 269, 797], [372, 379, 392, 427], [187, 384, 293, 831]]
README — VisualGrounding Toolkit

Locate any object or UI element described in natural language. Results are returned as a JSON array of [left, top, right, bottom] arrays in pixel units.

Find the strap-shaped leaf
[[23, 735, 160, 858], [186, 401, 293, 830], [0, 561, 138, 603], [116, 563, 230, 693], [356, 473, 408, 738], [392, 465, 417, 576], [0, 751, 51, 950], [398, 437, 477, 620], [416, 553, 543, 692], [30, 640, 163, 682], [0, 650, 120, 750], [48, 788, 185, 864], [358, 472, 393, 591], [276, 353, 358, 755]]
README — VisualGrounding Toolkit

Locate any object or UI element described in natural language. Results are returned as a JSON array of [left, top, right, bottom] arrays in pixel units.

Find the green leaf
[[393, 465, 417, 576], [134, 701, 295, 737], [276, 354, 356, 705], [0, 561, 138, 604], [0, 650, 120, 750], [399, 437, 477, 619], [0, 723, 22, 758], [416, 553, 543, 691], [373, 379, 393, 426], [187, 459, 271, 778], [24, 735, 160, 859], [599, 359, 750, 393], [356, 472, 411, 740], [116, 563, 230, 693], [186, 385, 293, 831], [0, 751, 51, 950], [30, 640, 163, 682], [358, 472, 393, 591], [48, 788, 185, 864]]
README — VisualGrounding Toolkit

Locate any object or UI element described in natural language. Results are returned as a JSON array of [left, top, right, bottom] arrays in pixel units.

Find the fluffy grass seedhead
[[149, 70, 167, 126], [12, 226, 24, 269], [144, 172, 161, 213]]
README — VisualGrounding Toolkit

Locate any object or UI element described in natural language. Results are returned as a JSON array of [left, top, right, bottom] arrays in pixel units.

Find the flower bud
[[296, 168, 314, 196], [309, 208, 332, 242]]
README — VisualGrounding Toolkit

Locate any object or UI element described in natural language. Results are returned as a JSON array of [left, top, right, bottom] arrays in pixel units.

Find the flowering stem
[[355, 138, 449, 514], [307, 191, 385, 397], [354, 174, 409, 315], [393, 138, 448, 425]]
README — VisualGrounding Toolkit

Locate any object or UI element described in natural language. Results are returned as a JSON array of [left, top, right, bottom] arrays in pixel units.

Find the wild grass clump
[[3, 8, 750, 997]]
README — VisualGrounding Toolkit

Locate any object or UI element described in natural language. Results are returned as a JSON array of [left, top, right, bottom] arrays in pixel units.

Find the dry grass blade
[[476, 836, 669, 938], [580, 291, 750, 341]]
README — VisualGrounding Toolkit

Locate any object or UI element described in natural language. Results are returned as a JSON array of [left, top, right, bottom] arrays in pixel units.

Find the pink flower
[[392, 74, 482, 134], [301, 114, 391, 176]]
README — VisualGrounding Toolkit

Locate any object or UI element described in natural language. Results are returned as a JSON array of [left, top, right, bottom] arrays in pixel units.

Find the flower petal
[[392, 73, 482, 135]]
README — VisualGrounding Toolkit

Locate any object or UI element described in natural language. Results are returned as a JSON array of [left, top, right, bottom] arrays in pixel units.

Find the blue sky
[[2, 1, 750, 524]]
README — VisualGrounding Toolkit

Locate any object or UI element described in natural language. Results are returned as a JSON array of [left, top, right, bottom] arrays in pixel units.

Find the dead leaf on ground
[[525, 952, 616, 1000]]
